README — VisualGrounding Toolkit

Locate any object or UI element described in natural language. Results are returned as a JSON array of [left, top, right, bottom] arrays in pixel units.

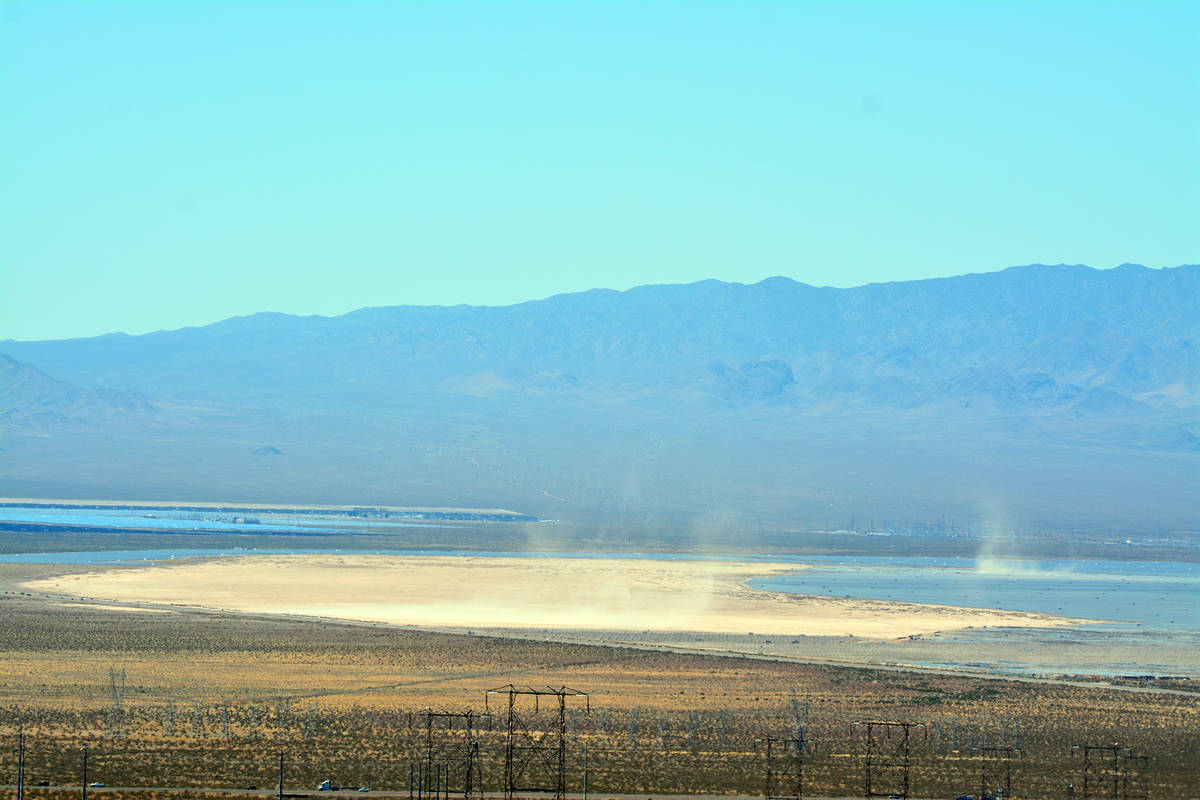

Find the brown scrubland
[[0, 591, 1196, 799]]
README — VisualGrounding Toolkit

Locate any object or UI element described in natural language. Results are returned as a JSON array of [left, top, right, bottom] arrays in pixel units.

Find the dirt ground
[[0, 584, 1196, 799]]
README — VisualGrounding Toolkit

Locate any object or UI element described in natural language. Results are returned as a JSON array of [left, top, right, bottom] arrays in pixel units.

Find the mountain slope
[[2, 264, 1197, 413], [1, 264, 1196, 531], [0, 354, 170, 432]]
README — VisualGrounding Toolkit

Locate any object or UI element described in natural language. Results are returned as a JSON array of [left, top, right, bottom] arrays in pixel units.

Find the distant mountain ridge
[[0, 354, 167, 432], [2, 264, 1197, 531], [3, 263, 1197, 413]]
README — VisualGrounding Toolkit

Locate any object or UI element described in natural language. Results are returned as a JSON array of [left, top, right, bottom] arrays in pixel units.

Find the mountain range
[[2, 263, 1197, 534]]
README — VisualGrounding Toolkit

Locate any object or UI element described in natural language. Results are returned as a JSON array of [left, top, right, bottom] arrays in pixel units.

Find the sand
[[19, 554, 1083, 639]]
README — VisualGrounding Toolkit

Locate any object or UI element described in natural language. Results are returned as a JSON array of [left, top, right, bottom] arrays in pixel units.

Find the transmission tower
[[764, 728, 815, 800], [1075, 745, 1153, 800], [420, 708, 490, 800], [105, 667, 126, 739], [978, 745, 1021, 799], [1120, 753, 1149, 800], [855, 720, 926, 800], [485, 685, 588, 800]]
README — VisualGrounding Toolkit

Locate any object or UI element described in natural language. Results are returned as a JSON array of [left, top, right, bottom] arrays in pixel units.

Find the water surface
[[751, 558, 1199, 631]]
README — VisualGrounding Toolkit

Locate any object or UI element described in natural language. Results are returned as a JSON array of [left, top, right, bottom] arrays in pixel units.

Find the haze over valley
[[3, 262, 1196, 535]]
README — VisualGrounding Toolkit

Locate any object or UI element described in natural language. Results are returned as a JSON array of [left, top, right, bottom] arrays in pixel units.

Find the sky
[[2, 0, 1197, 341]]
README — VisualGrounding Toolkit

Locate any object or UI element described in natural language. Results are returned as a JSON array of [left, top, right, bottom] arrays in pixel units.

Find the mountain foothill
[[2, 263, 1196, 533]]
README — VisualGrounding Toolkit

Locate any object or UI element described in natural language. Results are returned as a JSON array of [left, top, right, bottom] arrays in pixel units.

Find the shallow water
[[750, 558, 1199, 631], [0, 506, 451, 532], [6, 545, 1197, 678], [0, 508, 341, 533]]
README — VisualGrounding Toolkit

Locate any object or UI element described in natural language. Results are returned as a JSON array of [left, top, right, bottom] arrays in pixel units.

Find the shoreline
[[19, 552, 1088, 639], [5, 589, 1196, 694]]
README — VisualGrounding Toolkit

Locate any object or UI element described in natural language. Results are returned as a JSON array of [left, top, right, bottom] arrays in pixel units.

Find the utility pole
[[81, 747, 88, 800], [16, 730, 25, 800], [277, 749, 284, 800]]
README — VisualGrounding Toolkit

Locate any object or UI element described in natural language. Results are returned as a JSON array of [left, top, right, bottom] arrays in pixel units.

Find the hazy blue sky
[[2, 0, 1197, 341]]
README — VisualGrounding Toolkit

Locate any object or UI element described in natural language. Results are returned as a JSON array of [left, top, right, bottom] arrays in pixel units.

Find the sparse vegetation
[[1, 596, 1196, 798]]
